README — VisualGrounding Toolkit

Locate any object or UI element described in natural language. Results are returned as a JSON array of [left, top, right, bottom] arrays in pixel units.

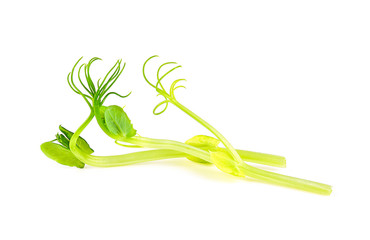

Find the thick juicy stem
[[240, 165, 332, 195], [69, 113, 95, 161], [71, 113, 330, 195], [120, 135, 331, 195], [123, 136, 212, 163], [233, 149, 286, 167], [86, 103, 285, 167]]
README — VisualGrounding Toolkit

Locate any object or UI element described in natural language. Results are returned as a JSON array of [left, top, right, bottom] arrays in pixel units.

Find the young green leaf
[[40, 142, 85, 168], [185, 135, 220, 163], [56, 133, 70, 148], [59, 125, 74, 139], [210, 151, 245, 177], [185, 135, 220, 149], [104, 105, 137, 138]]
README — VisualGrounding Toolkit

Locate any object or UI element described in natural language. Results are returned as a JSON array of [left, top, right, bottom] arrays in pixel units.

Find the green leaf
[[56, 133, 70, 149], [40, 142, 85, 168], [210, 151, 245, 177], [185, 135, 220, 163], [185, 135, 220, 149], [59, 125, 94, 154], [59, 125, 74, 139], [104, 105, 137, 138]]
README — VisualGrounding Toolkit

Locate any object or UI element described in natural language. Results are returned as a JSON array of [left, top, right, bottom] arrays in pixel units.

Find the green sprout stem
[[70, 113, 331, 195], [69, 111, 285, 168], [122, 135, 331, 195]]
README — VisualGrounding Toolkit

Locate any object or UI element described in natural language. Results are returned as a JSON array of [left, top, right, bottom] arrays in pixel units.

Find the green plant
[[40, 56, 332, 195]]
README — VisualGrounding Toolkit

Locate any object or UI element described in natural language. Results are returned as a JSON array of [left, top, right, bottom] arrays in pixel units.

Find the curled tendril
[[101, 91, 132, 105], [153, 100, 170, 115], [78, 64, 92, 96], [143, 55, 187, 115], [67, 57, 130, 108], [169, 79, 186, 99]]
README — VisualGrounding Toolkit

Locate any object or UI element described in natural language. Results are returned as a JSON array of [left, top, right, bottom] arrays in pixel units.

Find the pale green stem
[[223, 148, 286, 167], [120, 135, 331, 195], [69, 112, 95, 161], [123, 136, 211, 162], [71, 113, 330, 195], [240, 165, 332, 195], [88, 150, 186, 167]]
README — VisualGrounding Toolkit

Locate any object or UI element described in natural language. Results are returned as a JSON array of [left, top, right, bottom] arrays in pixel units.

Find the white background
[[1, 0, 369, 239]]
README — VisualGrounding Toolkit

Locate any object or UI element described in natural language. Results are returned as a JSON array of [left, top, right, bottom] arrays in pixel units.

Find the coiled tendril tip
[[143, 56, 187, 115]]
